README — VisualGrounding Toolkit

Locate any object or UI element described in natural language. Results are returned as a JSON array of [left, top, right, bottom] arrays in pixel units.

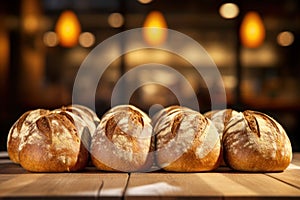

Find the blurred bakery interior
[[0, 0, 299, 151]]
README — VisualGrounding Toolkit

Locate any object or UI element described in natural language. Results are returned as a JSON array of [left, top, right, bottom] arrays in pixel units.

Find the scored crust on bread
[[154, 106, 221, 172], [18, 111, 89, 172], [7, 109, 50, 164], [223, 110, 292, 172], [151, 105, 192, 127], [54, 104, 99, 138], [6, 105, 98, 172], [90, 105, 154, 172], [8, 104, 293, 173], [68, 104, 100, 127]]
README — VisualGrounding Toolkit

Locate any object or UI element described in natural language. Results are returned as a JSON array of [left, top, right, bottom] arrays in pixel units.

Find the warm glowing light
[[79, 32, 95, 48], [55, 10, 81, 47], [138, 0, 152, 4], [219, 3, 239, 19], [241, 44, 278, 67], [108, 13, 124, 28], [23, 15, 39, 33], [43, 31, 59, 47], [240, 11, 265, 48], [277, 31, 294, 46], [143, 11, 167, 46]]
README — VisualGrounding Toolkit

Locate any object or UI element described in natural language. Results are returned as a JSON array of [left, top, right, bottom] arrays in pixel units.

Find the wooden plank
[[0, 172, 129, 200], [0, 173, 102, 199], [125, 172, 300, 199], [0, 155, 129, 199], [125, 173, 224, 200], [0, 174, 18, 183], [125, 173, 255, 199], [266, 168, 300, 190], [99, 173, 129, 200], [0, 151, 8, 158], [0, 152, 299, 199], [221, 172, 300, 197]]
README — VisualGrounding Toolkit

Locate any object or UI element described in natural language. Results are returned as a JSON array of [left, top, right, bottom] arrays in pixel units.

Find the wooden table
[[1, 152, 300, 199]]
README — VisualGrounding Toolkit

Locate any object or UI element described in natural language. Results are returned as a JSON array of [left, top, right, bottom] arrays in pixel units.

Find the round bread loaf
[[204, 109, 239, 166], [90, 105, 154, 172], [7, 109, 50, 163], [19, 110, 89, 172], [7, 107, 93, 172], [154, 106, 221, 172], [223, 110, 292, 172]]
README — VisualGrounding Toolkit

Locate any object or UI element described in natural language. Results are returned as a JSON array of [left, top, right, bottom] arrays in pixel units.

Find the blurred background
[[0, 0, 299, 151]]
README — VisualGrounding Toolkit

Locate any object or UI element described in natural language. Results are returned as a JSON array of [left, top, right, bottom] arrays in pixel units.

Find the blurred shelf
[[242, 97, 300, 111]]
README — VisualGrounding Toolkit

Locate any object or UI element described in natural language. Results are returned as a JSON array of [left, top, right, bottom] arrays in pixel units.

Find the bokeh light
[[79, 32, 95, 48], [55, 10, 81, 47], [108, 13, 124, 28], [138, 0, 153, 4], [277, 31, 294, 46], [219, 3, 239, 19], [240, 11, 265, 48], [43, 31, 59, 47], [143, 11, 168, 46]]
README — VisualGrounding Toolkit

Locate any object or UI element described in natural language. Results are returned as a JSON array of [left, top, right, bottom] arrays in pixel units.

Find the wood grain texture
[[0, 174, 102, 199], [125, 172, 300, 199], [99, 173, 129, 199], [0, 156, 129, 200], [221, 172, 300, 197], [0, 152, 300, 199]]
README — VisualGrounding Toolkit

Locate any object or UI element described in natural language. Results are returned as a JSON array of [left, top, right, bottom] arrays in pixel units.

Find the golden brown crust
[[204, 109, 239, 166], [7, 109, 50, 163], [54, 105, 97, 150], [223, 110, 292, 172], [55, 104, 99, 139], [7, 111, 30, 164], [155, 106, 221, 172], [91, 105, 154, 172], [204, 109, 239, 137], [70, 104, 100, 126], [162, 143, 221, 172], [151, 105, 182, 126], [7, 106, 93, 172], [18, 112, 89, 172], [66, 104, 100, 127]]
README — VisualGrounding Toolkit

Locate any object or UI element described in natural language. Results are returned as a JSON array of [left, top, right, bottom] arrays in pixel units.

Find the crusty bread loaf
[[222, 110, 292, 172], [154, 106, 221, 172], [90, 105, 154, 172], [19, 111, 89, 172], [7, 105, 98, 172], [7, 109, 50, 163], [204, 109, 239, 166]]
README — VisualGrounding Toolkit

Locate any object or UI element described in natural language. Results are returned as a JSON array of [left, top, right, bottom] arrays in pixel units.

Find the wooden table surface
[[1, 152, 300, 199]]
